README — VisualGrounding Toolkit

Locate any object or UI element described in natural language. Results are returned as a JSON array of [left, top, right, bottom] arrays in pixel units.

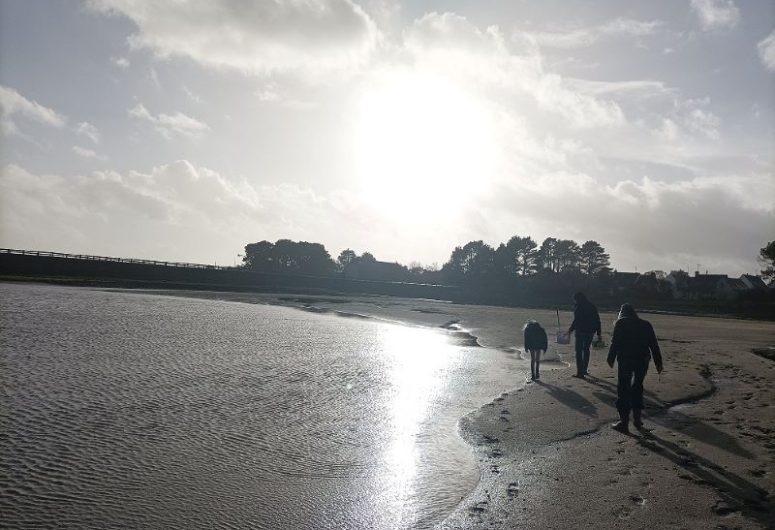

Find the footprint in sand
[[507, 482, 519, 498], [469, 501, 488, 515], [630, 495, 646, 506]]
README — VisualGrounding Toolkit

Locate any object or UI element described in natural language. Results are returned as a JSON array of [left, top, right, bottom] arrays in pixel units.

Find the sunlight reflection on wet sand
[[380, 324, 458, 524]]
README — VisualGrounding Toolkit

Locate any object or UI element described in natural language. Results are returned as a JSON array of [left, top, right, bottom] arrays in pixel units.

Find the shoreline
[[2, 275, 773, 321]]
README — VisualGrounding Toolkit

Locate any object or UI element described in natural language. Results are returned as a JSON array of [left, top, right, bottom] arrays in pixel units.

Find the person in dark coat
[[523, 320, 548, 380], [567, 292, 601, 378], [607, 303, 663, 433]]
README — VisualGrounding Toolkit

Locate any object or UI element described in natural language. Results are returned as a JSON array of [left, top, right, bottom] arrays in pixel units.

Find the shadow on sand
[[637, 431, 773, 526], [534, 380, 598, 418], [584, 374, 753, 459], [581, 372, 771, 525]]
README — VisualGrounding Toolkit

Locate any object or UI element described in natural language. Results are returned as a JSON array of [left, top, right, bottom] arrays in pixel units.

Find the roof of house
[[690, 274, 730, 292], [740, 274, 768, 290]]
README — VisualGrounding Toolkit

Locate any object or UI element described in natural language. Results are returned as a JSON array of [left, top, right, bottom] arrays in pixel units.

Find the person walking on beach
[[567, 292, 601, 378], [607, 303, 663, 433], [524, 320, 548, 381]]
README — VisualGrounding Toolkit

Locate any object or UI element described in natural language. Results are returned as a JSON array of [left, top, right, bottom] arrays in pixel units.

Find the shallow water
[[0, 283, 524, 529]]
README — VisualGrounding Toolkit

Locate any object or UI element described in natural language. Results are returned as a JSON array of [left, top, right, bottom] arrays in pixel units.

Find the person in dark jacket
[[567, 292, 601, 378], [524, 320, 548, 380], [607, 303, 663, 433]]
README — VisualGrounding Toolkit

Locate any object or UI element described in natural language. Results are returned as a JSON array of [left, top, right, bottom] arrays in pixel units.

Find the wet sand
[[441, 312, 775, 530], [114, 289, 775, 528]]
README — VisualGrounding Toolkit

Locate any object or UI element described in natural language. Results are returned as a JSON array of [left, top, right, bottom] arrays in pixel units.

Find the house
[[610, 271, 640, 293], [739, 274, 768, 291], [688, 272, 737, 300], [665, 270, 691, 298], [343, 259, 411, 282]]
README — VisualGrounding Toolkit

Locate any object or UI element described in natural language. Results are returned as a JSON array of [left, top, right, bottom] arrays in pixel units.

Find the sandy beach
[[114, 289, 775, 528], [441, 311, 775, 529]]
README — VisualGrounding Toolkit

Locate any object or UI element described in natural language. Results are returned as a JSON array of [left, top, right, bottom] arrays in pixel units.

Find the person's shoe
[[535, 373, 540, 380], [612, 421, 630, 434], [633, 409, 644, 429], [572, 373, 585, 379]]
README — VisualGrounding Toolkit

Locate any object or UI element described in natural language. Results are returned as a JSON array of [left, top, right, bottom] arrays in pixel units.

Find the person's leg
[[614, 359, 633, 433], [536, 350, 542, 379], [530, 351, 536, 380], [631, 358, 649, 428], [574, 334, 584, 376], [581, 333, 593, 374]]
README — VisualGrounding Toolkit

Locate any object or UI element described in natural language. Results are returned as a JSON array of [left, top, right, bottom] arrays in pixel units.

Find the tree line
[[441, 236, 610, 284], [239, 237, 773, 311], [240, 236, 611, 285]]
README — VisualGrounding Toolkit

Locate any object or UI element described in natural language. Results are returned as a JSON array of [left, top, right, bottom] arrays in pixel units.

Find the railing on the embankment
[[0, 248, 459, 300], [0, 248, 227, 270]]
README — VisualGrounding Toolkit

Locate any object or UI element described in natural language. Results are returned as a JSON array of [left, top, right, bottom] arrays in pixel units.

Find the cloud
[[524, 18, 663, 49], [402, 13, 625, 130], [0, 160, 385, 264], [484, 168, 773, 274], [0, 85, 67, 135], [111, 56, 130, 68], [255, 82, 317, 110], [758, 31, 775, 71], [564, 79, 674, 99], [0, 86, 103, 145], [86, 0, 379, 76], [75, 121, 101, 143], [128, 103, 209, 138], [690, 0, 739, 31], [72, 145, 106, 161]]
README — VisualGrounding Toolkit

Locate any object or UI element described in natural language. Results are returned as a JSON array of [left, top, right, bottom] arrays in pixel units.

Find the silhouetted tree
[[579, 240, 611, 275], [554, 239, 581, 271], [506, 235, 538, 275], [243, 239, 335, 275], [494, 244, 514, 276], [760, 241, 775, 281], [337, 249, 357, 271], [537, 237, 558, 272], [443, 240, 496, 282], [242, 240, 275, 270]]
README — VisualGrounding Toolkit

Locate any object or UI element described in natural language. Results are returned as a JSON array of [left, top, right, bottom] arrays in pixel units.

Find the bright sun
[[354, 72, 497, 222]]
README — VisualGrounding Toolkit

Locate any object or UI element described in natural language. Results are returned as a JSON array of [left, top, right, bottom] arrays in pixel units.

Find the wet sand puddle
[[0, 283, 525, 529]]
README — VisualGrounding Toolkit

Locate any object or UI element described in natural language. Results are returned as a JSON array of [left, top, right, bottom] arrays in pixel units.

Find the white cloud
[[129, 103, 209, 138], [564, 79, 674, 99], [87, 0, 379, 76], [0, 161, 380, 264], [758, 31, 775, 71], [485, 168, 774, 274], [254, 82, 317, 110], [75, 121, 101, 143], [0, 85, 67, 135], [524, 18, 663, 49], [690, 0, 739, 31], [111, 56, 130, 68], [402, 13, 625, 130], [72, 145, 106, 161]]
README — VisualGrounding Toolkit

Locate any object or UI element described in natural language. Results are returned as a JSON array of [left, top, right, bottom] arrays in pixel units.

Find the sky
[[0, 0, 773, 275]]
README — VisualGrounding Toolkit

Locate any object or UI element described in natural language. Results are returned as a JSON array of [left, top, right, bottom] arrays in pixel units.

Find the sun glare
[[354, 72, 497, 222]]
